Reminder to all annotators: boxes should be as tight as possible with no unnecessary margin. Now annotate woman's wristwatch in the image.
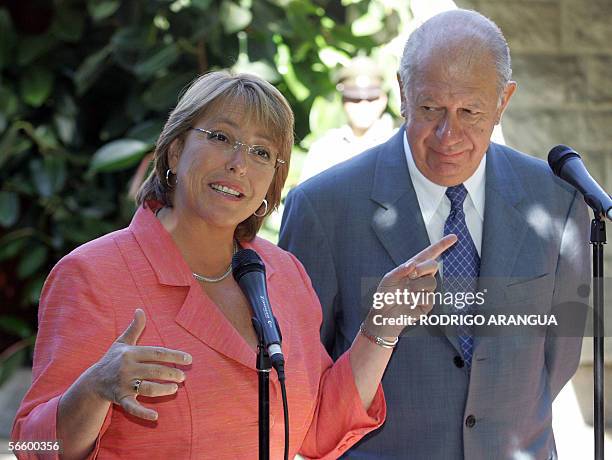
[358,323,399,349]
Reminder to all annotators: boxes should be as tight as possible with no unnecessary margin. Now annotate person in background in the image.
[299,56,396,182]
[11,70,455,459]
[280,9,589,460]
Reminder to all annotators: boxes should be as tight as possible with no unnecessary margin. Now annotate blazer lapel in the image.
[474,143,530,354]
[369,129,465,354]
[479,144,529,290]
[370,128,431,267]
[175,239,292,373]
[128,205,272,372]
[175,284,257,370]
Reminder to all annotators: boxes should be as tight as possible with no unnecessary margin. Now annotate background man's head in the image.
[336,56,388,136]
[397,9,517,186]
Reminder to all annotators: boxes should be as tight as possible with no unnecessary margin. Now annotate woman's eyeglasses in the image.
[190,127,285,170]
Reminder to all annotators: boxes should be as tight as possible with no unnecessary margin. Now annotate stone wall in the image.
[454,0,612,430]
[456,0,612,274]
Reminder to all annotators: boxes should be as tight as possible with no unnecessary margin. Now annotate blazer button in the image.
[465,415,476,428]
[454,356,465,368]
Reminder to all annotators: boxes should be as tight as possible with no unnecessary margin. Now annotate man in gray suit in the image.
[279,9,590,460]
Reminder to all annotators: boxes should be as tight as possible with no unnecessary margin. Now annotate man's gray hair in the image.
[399,9,512,97]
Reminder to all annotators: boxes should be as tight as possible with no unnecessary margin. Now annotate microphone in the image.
[232,249,285,375]
[548,145,612,221]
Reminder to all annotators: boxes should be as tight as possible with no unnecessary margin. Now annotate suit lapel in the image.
[369,138,534,358]
[370,128,431,266]
[474,143,530,353]
[369,129,464,353]
[479,144,529,289]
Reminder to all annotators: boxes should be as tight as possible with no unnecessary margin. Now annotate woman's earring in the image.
[166,169,177,187]
[253,199,268,217]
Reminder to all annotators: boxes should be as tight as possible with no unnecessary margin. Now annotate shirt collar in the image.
[403,132,486,223]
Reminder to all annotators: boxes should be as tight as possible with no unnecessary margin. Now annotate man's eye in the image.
[422,106,437,112]
[251,146,271,160]
[463,109,479,116]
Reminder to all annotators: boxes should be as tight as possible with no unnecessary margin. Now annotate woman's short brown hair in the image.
[136,70,294,241]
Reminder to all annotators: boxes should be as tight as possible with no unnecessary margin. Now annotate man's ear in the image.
[396,73,406,118]
[167,138,182,171]
[496,81,517,124]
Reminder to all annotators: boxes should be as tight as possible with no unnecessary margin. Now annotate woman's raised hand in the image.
[364,234,458,339]
[90,309,192,421]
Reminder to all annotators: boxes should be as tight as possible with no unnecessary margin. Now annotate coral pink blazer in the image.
[12,204,385,459]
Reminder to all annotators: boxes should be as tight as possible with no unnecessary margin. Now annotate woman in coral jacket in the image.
[12,71,454,459]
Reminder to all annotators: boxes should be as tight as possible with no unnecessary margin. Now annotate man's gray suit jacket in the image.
[279,128,590,460]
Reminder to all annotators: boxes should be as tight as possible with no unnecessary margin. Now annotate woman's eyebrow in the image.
[207,117,240,129]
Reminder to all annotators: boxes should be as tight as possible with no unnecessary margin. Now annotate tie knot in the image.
[445,184,468,210]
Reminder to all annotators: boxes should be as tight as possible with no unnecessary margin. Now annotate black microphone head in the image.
[548,144,580,177]
[232,248,265,282]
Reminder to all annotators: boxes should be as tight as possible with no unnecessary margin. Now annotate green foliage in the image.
[0,0,411,375]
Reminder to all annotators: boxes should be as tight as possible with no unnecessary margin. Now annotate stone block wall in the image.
[456,0,612,273]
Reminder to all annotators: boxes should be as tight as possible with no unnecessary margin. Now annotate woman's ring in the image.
[133,379,143,395]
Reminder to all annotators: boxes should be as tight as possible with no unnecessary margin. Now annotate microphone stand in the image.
[252,318,271,460]
[591,213,606,460]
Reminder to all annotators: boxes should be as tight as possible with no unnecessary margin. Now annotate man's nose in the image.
[435,113,463,146]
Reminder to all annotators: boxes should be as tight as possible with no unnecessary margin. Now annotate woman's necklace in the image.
[192,240,238,283]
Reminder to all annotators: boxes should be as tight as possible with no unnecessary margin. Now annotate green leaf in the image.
[87,0,120,22]
[232,59,280,83]
[275,42,310,101]
[100,111,131,141]
[0,316,33,339]
[56,91,78,117]
[142,73,194,111]
[110,26,149,51]
[0,123,33,169]
[0,85,18,120]
[0,346,28,386]
[24,275,45,305]
[308,93,346,140]
[74,46,112,95]
[29,156,67,197]
[17,36,56,66]
[0,191,19,227]
[351,11,383,36]
[17,245,48,279]
[20,68,54,107]
[58,217,115,244]
[53,113,77,145]
[90,139,151,173]
[0,8,16,70]
[50,7,85,42]
[328,24,377,49]
[0,229,34,261]
[192,0,214,10]
[318,46,350,68]
[220,1,253,34]
[127,120,165,144]
[0,238,26,261]
[31,125,60,152]
[133,44,179,79]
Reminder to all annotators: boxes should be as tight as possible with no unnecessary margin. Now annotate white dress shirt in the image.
[403,133,486,256]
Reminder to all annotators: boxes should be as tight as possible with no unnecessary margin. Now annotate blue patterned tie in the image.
[442,184,480,368]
